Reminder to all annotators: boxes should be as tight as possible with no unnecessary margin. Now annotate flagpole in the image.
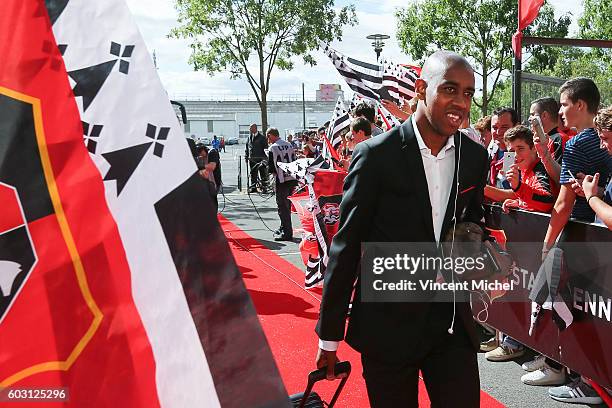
[512,55,522,122]
[512,0,522,121]
[302,83,306,131]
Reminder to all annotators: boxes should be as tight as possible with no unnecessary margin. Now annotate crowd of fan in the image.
[282,101,385,166]
[310,78,612,404]
[378,78,612,404]
[474,78,612,405]
[190,76,612,404]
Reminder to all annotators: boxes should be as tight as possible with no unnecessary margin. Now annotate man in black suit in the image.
[315,51,489,407]
[245,123,269,193]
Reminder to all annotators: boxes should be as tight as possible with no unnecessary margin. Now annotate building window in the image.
[207,120,214,133]
[239,125,251,139]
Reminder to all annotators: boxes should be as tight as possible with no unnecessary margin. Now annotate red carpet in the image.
[220,215,505,407]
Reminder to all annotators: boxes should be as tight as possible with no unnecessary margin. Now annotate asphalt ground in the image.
[215,143,605,408]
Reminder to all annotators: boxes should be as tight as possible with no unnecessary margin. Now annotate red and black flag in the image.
[0,1,288,406]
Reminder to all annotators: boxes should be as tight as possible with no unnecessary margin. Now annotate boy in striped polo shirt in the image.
[543,78,612,252]
[540,79,612,405]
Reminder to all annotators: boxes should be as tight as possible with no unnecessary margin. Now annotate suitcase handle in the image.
[298,361,351,408]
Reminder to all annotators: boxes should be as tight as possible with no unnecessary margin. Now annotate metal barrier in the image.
[238,155,242,192]
[477,205,612,389]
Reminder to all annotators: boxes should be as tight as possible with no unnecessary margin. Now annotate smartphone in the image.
[502,151,516,175]
[529,115,548,144]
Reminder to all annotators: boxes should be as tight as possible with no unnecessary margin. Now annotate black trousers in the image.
[275,179,297,237]
[248,158,268,189]
[361,304,480,408]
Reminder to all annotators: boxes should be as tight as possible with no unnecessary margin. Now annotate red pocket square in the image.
[459,185,476,194]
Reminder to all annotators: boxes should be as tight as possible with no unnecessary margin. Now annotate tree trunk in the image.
[482,87,488,118]
[259,92,268,134]
[259,55,268,132]
[481,55,488,117]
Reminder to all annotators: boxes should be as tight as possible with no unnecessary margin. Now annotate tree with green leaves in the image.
[395,1,570,117]
[171,0,356,131]
[523,6,571,74]
[540,0,612,105]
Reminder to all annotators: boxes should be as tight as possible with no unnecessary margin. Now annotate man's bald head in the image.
[420,50,474,85]
[413,50,476,139]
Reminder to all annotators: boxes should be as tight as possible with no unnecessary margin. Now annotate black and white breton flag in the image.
[327,97,351,150]
[8,0,290,406]
[277,156,330,185]
[377,100,402,129]
[528,248,574,335]
[324,45,418,104]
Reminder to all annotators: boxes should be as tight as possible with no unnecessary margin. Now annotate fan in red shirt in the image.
[486,125,558,213]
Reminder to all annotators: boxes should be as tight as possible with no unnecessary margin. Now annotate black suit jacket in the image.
[315,119,489,362]
[246,132,268,161]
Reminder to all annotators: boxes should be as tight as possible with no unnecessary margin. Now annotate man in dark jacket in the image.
[315,50,488,408]
[245,123,269,193]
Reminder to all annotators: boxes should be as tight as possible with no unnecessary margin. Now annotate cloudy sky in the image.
[125,0,577,101]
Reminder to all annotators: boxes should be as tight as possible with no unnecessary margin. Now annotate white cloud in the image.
[126,0,583,99]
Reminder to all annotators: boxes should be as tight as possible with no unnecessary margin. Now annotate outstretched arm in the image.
[583,173,612,230]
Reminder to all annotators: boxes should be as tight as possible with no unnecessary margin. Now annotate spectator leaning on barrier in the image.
[529,97,564,183]
[538,82,612,405]
[486,126,557,213]
[575,106,612,230]
[543,78,612,257]
[484,107,519,201]
[490,107,518,185]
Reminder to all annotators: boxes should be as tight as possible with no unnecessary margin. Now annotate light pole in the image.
[366,34,390,62]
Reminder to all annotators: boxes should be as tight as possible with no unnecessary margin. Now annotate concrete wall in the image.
[178,100,338,140]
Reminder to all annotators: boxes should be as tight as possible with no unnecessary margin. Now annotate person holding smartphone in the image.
[484,107,519,203]
[528,97,565,183]
[490,126,557,213]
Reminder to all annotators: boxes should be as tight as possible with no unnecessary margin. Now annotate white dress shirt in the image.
[412,116,456,243]
[318,117,456,352]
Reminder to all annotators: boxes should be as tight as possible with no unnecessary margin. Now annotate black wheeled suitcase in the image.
[289,361,351,408]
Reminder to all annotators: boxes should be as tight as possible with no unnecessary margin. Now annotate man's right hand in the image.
[531,118,549,155]
[532,133,549,159]
[506,164,520,190]
[316,348,339,380]
[582,173,600,200]
[570,172,587,197]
